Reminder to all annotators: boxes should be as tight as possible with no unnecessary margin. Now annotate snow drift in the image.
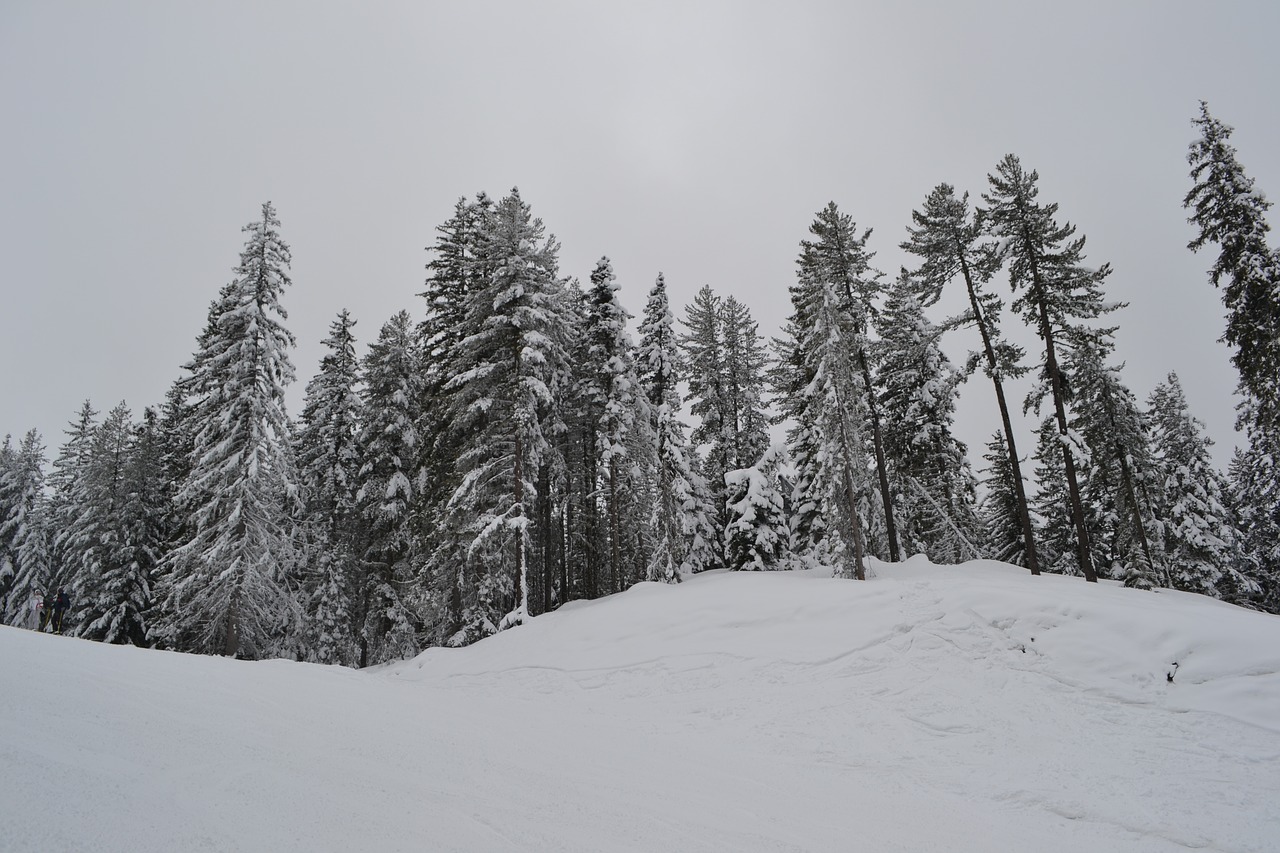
[2,558,1278,852]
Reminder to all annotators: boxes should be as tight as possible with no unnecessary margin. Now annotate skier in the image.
[40,590,54,632]
[30,590,43,631]
[51,588,70,635]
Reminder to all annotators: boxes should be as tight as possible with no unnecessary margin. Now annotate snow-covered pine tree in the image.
[802,204,899,561]
[1228,446,1279,611]
[355,309,422,666]
[94,407,167,646]
[982,155,1119,582]
[47,401,99,602]
[1184,102,1280,449]
[780,204,884,579]
[681,285,732,529]
[1063,330,1160,588]
[158,201,301,658]
[1146,372,1249,598]
[0,431,50,625]
[902,183,1039,572]
[1184,103,1280,607]
[724,445,791,571]
[719,295,771,473]
[68,402,136,639]
[978,433,1027,566]
[637,273,718,581]
[875,271,982,564]
[581,257,654,595]
[1031,416,1083,576]
[442,188,573,639]
[297,310,364,665]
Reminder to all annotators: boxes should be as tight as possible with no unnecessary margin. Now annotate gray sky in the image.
[2,1,1277,471]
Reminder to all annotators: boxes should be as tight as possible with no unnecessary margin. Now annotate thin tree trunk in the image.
[1033,288,1097,582]
[1115,447,1156,580]
[957,249,1040,574]
[858,350,901,562]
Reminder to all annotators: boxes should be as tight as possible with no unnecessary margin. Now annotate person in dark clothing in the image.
[51,588,70,635]
[41,591,54,632]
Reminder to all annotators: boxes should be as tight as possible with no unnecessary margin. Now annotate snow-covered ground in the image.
[3,558,1278,852]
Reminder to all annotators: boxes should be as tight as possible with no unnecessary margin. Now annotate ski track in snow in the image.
[2,558,1278,852]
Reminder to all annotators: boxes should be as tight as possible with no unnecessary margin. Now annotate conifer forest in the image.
[2,103,1278,664]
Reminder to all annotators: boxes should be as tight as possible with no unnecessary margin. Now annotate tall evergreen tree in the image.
[442,188,573,637]
[297,310,364,665]
[799,204,899,561]
[0,430,50,625]
[778,204,885,579]
[682,284,732,525]
[1184,102,1280,604]
[902,183,1039,572]
[719,295,771,473]
[637,274,717,581]
[1063,330,1159,588]
[978,433,1027,566]
[875,271,982,563]
[1147,373,1248,598]
[982,155,1118,582]
[1184,102,1280,446]
[724,445,791,571]
[356,310,422,666]
[158,201,301,658]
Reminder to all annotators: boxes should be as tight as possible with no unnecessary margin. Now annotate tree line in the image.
[1,103,1276,663]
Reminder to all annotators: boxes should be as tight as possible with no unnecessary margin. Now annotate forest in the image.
[1,103,1276,664]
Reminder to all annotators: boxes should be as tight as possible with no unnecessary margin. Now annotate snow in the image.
[3,557,1279,852]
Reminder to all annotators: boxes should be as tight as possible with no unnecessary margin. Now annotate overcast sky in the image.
[2,1,1277,471]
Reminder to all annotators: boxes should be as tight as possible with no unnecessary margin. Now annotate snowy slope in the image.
[2,558,1278,853]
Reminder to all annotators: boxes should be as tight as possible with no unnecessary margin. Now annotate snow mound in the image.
[2,558,1278,852]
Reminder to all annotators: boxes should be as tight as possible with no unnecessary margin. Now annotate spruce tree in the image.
[982,155,1118,582]
[682,284,731,526]
[297,310,364,665]
[875,271,982,563]
[724,446,791,571]
[978,434,1027,566]
[719,295,771,472]
[1184,102,1280,446]
[1147,373,1248,597]
[637,274,717,580]
[0,430,50,625]
[356,310,422,665]
[1063,330,1159,587]
[902,183,1039,572]
[442,188,573,636]
[158,201,301,658]
[1184,103,1280,604]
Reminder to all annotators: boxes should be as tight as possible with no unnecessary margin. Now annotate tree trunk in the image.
[1033,289,1097,582]
[858,350,901,562]
[958,249,1040,574]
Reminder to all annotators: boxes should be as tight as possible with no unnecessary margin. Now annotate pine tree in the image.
[0,431,50,625]
[443,188,573,638]
[1147,373,1249,597]
[356,309,422,665]
[1031,417,1082,576]
[902,183,1039,572]
[780,204,883,579]
[719,295,771,472]
[47,401,99,598]
[799,204,899,562]
[875,271,982,563]
[724,445,791,571]
[69,402,136,639]
[982,155,1119,582]
[637,274,718,581]
[682,285,732,525]
[1064,330,1160,588]
[297,310,364,665]
[158,201,301,658]
[1184,102,1280,446]
[1184,103,1280,605]
[978,434,1027,566]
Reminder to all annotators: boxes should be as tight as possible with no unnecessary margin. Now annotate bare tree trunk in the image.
[958,250,1040,574]
[858,350,900,562]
